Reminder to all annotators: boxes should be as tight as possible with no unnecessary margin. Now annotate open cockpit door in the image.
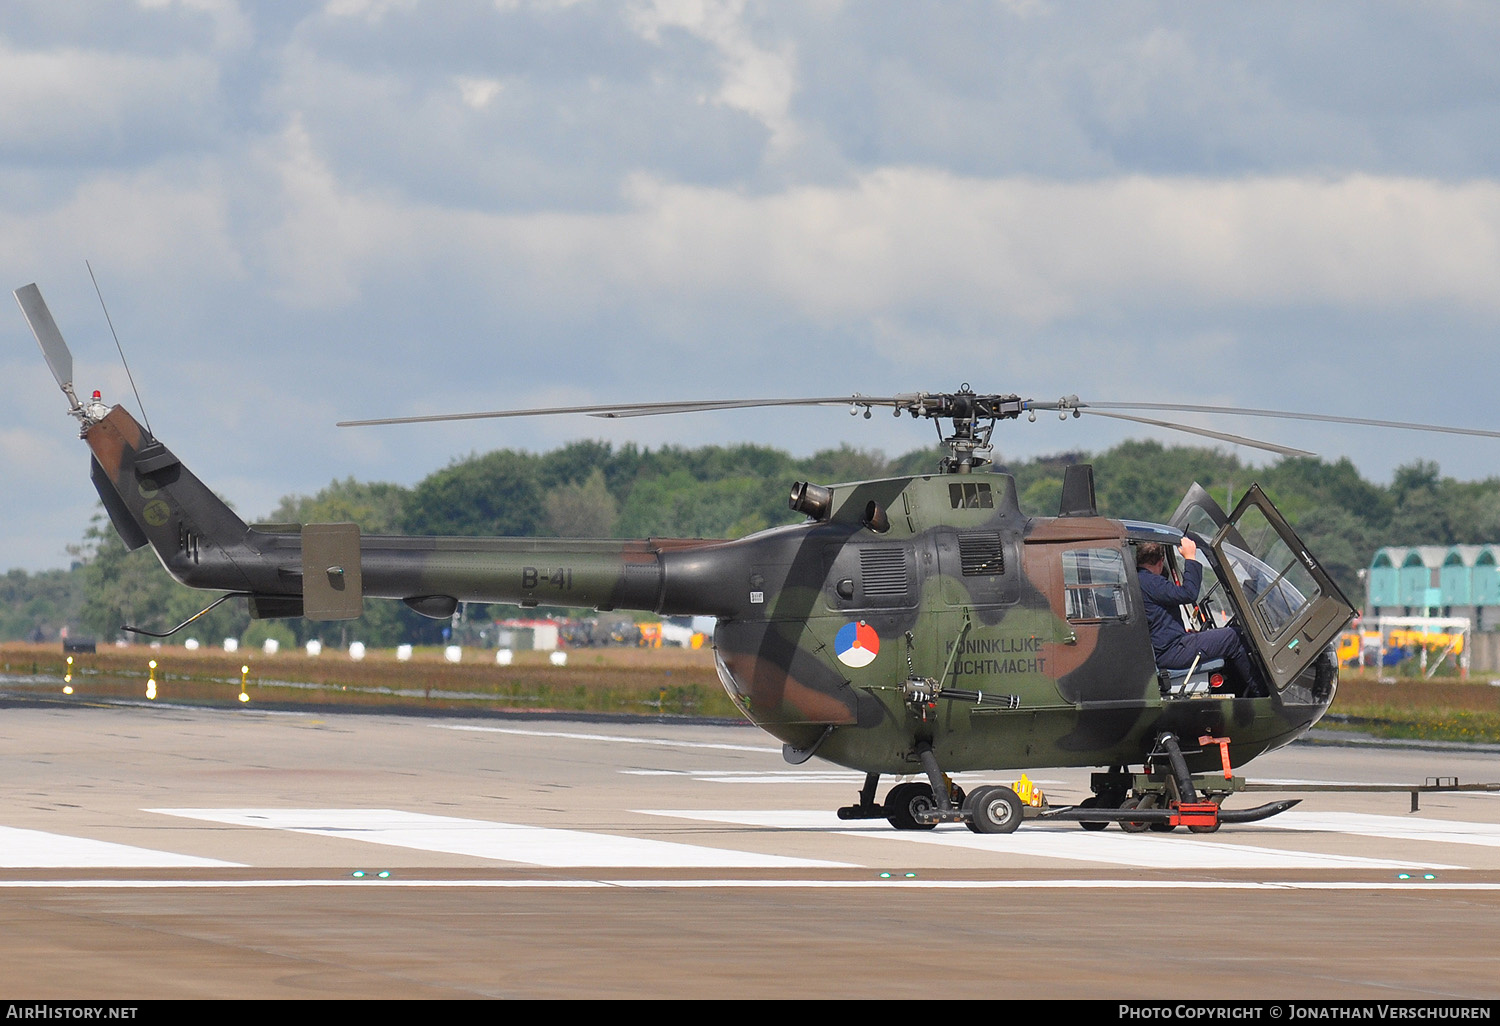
[1174,483,1354,691]
[1167,483,1247,552]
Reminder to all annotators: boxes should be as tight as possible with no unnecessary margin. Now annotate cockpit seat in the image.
[1159,658,1226,697]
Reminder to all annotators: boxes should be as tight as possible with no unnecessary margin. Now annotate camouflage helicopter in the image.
[19,283,1500,835]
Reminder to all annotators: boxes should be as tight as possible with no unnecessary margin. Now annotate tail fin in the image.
[83,405,256,591]
[19,283,372,628]
[17,282,269,597]
[18,283,707,629]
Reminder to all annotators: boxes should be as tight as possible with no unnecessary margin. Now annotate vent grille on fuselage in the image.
[959,532,1005,576]
[859,547,909,596]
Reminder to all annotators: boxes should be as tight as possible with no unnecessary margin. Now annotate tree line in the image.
[8,438,1498,647]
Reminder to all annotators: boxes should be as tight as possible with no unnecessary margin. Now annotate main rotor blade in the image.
[1079,409,1317,458]
[587,397,898,419]
[337,396,894,427]
[14,284,76,404]
[1085,401,1500,441]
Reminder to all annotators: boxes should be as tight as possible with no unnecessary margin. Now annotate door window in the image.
[1220,505,1318,640]
[1063,547,1130,622]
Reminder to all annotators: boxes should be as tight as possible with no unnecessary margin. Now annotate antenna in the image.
[86,261,152,437]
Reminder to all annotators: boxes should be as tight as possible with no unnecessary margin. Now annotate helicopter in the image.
[18,282,1500,836]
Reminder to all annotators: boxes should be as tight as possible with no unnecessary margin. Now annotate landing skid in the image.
[1041,798,1300,829]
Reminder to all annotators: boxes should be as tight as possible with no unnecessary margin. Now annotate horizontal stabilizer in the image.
[249,595,304,620]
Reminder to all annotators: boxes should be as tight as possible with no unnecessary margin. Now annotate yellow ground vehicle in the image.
[1337,619,1469,673]
[1385,627,1466,654]
[1336,630,1383,665]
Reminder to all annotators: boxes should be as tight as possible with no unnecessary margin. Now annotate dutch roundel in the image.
[834,621,880,668]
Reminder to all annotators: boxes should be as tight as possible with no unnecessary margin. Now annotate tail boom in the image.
[85,405,735,624]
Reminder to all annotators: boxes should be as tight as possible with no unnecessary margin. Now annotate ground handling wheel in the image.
[967,785,1024,834]
[1181,800,1223,833]
[1119,796,1151,833]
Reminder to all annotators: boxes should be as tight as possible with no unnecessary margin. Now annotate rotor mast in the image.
[888,386,1080,474]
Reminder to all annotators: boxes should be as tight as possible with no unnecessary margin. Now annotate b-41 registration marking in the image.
[521,567,574,589]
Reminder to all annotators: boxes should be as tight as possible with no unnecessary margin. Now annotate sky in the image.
[4,0,1500,572]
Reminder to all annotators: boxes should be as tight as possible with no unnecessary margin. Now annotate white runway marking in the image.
[1255,778,1500,799]
[1266,811,1500,848]
[0,826,241,869]
[435,724,778,754]
[618,769,1072,788]
[2,878,1497,892]
[637,810,1461,869]
[147,808,853,869]
[621,769,865,785]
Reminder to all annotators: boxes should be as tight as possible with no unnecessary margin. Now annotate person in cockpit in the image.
[1136,539,1259,695]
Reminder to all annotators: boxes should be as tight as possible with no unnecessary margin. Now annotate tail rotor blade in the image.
[14,284,80,410]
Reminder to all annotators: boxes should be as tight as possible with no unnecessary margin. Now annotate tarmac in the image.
[2,696,1499,999]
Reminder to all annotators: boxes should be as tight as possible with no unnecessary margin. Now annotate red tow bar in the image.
[1170,801,1221,829]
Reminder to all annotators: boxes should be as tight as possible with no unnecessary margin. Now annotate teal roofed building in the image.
[1368,544,1500,631]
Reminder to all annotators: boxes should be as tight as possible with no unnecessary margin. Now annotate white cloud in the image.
[237,153,1500,371]
[233,138,1500,330]
[322,0,423,22]
[0,40,223,159]
[456,75,505,109]
[488,170,1500,330]
[254,116,399,307]
[134,0,253,51]
[0,426,74,476]
[0,167,244,288]
[629,0,800,155]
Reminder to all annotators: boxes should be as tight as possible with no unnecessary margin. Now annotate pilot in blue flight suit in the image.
[1136,538,1259,694]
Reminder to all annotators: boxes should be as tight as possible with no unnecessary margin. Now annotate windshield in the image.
[1186,553,1236,628]
[1218,539,1314,639]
